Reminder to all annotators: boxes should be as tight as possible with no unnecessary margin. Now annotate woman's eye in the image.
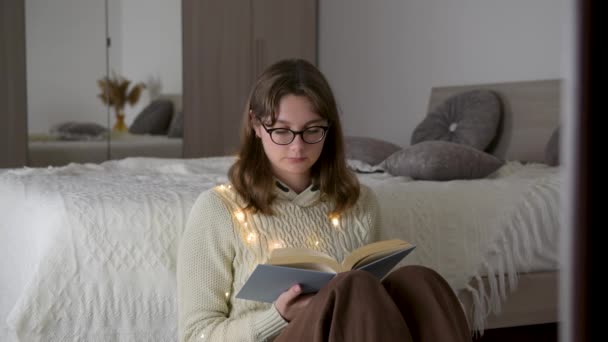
[273,129,291,135]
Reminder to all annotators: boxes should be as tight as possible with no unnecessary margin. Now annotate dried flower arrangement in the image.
[97,72,146,132]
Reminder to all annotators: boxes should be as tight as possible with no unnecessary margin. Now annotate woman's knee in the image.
[328,269,380,291]
[383,265,445,286]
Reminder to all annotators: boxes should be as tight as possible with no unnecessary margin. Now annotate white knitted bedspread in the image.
[0,157,560,341]
[360,162,561,332]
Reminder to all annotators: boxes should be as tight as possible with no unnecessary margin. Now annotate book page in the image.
[342,239,412,271]
[349,247,406,269]
[268,248,341,273]
[274,262,337,273]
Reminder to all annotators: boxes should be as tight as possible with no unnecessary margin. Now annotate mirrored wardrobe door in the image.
[0,0,27,168]
[106,0,183,161]
[26,0,111,167]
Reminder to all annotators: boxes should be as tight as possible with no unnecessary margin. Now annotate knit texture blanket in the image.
[362,162,560,332]
[0,157,560,340]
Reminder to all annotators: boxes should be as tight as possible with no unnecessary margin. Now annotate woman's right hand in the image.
[274,284,314,322]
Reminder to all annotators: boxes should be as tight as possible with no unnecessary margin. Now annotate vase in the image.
[113,110,128,133]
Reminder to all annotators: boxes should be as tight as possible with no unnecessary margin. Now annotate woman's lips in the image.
[286,157,307,163]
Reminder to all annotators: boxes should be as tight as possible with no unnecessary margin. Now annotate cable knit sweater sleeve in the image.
[177,190,287,342]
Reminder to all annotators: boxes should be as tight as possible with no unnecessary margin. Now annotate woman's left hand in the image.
[274,284,314,322]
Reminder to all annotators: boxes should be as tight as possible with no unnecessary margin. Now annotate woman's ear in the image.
[249,110,262,138]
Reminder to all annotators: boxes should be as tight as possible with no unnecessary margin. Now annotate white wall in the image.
[26,0,182,133]
[115,0,182,125]
[319,0,564,147]
[26,0,107,133]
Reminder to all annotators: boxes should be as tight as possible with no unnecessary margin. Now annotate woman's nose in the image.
[289,134,306,149]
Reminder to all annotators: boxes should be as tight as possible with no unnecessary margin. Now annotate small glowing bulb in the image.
[315,241,320,246]
[199,333,205,339]
[235,211,245,222]
[219,184,225,190]
[227,185,232,189]
[225,292,230,298]
[270,241,284,251]
[247,232,256,243]
[331,217,340,227]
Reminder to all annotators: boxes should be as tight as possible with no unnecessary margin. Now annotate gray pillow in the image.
[345,136,402,166]
[129,99,174,135]
[381,141,504,181]
[411,89,502,151]
[167,111,183,138]
[50,121,108,141]
[544,126,560,166]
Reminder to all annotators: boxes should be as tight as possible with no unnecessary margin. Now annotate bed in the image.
[425,80,561,331]
[0,79,561,341]
[28,133,183,167]
[27,94,184,167]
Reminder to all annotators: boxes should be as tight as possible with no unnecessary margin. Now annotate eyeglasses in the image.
[259,123,329,145]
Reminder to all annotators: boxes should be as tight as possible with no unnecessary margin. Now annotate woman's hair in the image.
[228,58,359,216]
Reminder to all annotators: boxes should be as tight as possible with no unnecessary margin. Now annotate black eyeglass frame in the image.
[258,121,330,145]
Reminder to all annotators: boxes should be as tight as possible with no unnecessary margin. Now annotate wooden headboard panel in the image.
[427,79,561,163]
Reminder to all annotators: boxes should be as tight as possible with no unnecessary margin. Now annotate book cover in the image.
[236,244,415,303]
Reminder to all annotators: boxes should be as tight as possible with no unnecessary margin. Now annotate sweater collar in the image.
[273,179,321,207]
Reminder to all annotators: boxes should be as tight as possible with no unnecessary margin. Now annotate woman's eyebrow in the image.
[275,118,327,125]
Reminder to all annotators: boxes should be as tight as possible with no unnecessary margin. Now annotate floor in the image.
[473,323,558,342]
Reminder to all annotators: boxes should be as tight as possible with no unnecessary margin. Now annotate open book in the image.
[236,239,415,303]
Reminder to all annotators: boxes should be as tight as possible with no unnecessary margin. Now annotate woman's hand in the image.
[274,284,314,322]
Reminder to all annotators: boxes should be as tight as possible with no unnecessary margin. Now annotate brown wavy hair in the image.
[228,59,359,216]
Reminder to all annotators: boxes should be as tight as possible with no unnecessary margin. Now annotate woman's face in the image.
[254,94,328,187]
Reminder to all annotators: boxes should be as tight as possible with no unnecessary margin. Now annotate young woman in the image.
[177,59,471,342]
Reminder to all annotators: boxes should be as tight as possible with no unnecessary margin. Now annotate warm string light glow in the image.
[331,215,340,227]
[269,241,284,251]
[218,184,232,191]
[235,210,245,222]
[222,194,350,312]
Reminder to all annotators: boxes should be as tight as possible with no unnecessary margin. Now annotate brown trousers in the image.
[275,265,472,342]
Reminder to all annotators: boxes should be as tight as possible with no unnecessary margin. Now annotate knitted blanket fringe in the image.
[464,176,560,334]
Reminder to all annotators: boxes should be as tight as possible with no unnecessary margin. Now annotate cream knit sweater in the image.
[177,181,379,342]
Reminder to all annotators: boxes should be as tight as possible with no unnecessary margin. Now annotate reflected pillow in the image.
[411,89,502,151]
[50,121,108,141]
[381,141,504,181]
[345,136,402,166]
[544,126,560,166]
[129,99,174,135]
[167,111,183,138]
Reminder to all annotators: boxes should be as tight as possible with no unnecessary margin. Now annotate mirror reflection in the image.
[26,0,182,167]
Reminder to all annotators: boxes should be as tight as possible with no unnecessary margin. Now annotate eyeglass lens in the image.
[271,127,326,144]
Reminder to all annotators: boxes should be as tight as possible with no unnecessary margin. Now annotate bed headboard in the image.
[427,79,561,163]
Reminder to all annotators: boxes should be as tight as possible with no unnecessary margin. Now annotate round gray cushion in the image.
[411,89,502,151]
[345,136,402,166]
[168,111,183,138]
[129,99,174,135]
[381,141,504,181]
[544,126,559,166]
